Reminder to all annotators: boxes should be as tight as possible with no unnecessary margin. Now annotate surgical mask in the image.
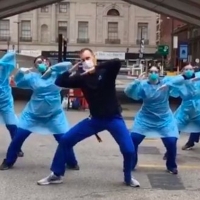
[184,70,194,78]
[37,63,47,73]
[149,73,159,81]
[83,60,94,71]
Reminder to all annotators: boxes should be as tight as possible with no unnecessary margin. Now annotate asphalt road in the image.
[0,102,199,200]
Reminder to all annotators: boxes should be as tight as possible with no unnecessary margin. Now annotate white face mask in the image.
[83,60,94,71]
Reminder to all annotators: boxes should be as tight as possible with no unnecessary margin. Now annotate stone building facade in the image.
[0,0,158,54]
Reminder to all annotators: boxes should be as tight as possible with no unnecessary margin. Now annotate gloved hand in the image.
[157,84,168,91]
[19,67,35,74]
[138,72,147,80]
[191,77,200,82]
[41,67,52,79]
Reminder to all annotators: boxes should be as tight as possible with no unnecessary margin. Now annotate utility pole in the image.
[171,18,175,71]
[139,27,145,64]
[63,38,68,61]
[58,34,63,62]
[14,21,20,53]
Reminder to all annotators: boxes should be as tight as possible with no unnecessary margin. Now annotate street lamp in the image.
[14,21,20,53]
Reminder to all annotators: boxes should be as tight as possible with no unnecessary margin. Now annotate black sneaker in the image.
[66,164,80,170]
[182,143,194,150]
[18,151,24,157]
[167,168,178,175]
[0,159,13,170]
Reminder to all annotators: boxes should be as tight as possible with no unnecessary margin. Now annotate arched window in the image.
[40,24,49,43]
[107,9,120,16]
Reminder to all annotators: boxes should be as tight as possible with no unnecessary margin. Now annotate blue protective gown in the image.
[165,74,200,133]
[124,77,179,138]
[0,52,18,125]
[14,62,72,135]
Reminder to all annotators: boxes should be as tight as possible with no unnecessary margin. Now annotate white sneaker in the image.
[126,177,140,187]
[37,172,63,186]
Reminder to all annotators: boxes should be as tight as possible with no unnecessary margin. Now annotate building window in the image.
[58,21,67,39]
[78,21,88,40]
[108,22,118,40]
[0,20,10,41]
[20,20,32,42]
[107,9,120,16]
[137,23,148,40]
[41,24,49,43]
[41,6,49,13]
[58,2,68,13]
[192,29,199,38]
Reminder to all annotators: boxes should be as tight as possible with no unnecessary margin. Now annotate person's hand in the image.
[68,61,82,73]
[19,67,34,74]
[191,77,200,82]
[138,72,146,80]
[41,67,52,78]
[80,67,95,76]
[157,84,168,91]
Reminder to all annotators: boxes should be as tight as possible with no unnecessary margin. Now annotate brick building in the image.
[158,15,185,49]
[173,24,200,67]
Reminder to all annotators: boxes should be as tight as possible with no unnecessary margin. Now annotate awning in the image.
[0,0,62,19]
[123,0,200,26]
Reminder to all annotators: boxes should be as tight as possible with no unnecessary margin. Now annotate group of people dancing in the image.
[0,49,199,188]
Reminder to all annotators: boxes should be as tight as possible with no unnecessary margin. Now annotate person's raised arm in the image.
[157,75,184,91]
[124,80,145,100]
[97,58,121,79]
[14,68,33,89]
[0,52,16,81]
[55,71,83,89]
[124,73,146,100]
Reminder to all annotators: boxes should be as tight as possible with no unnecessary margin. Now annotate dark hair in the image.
[33,55,51,66]
[33,56,44,64]
[79,48,94,55]
[148,66,160,71]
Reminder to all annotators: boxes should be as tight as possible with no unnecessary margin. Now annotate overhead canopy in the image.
[123,0,200,26]
[0,0,200,26]
[0,0,62,19]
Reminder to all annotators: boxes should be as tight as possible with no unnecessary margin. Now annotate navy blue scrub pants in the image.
[187,133,200,145]
[6,124,17,139]
[131,132,177,171]
[51,115,135,184]
[5,128,78,167]
[6,124,23,153]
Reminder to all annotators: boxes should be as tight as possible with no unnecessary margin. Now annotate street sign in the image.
[157,45,169,56]
[179,44,188,59]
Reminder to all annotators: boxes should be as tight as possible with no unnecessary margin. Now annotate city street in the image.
[0,101,200,200]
